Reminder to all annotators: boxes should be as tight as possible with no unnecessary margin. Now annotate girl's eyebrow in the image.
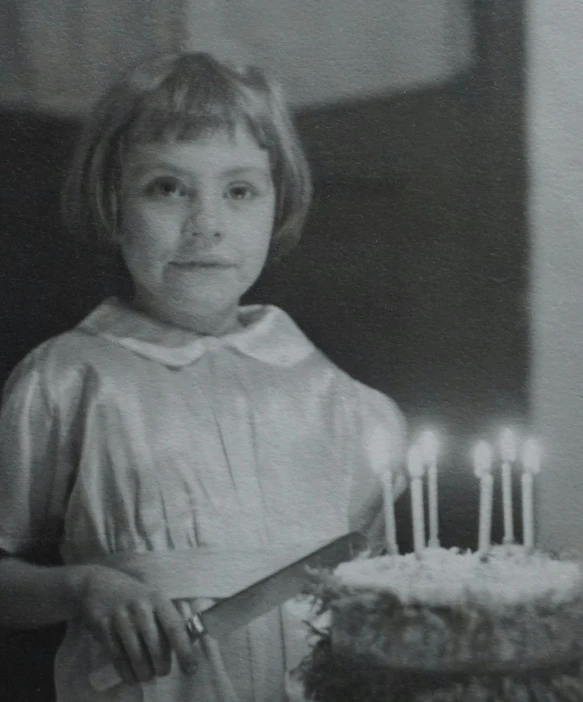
[128,162,189,179]
[222,166,271,178]
[128,163,270,180]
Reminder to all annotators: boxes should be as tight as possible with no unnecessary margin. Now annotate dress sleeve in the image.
[348,382,407,551]
[0,356,74,560]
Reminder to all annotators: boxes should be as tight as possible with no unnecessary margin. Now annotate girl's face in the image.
[118,126,276,334]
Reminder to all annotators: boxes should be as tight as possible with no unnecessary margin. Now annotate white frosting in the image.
[333,547,583,608]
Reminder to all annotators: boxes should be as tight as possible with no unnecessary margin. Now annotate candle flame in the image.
[407,444,425,479]
[473,441,493,477]
[500,428,518,462]
[420,430,439,465]
[522,438,542,474]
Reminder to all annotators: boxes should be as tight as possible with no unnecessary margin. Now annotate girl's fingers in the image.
[99,621,138,686]
[113,609,155,684]
[131,602,172,678]
[155,599,199,675]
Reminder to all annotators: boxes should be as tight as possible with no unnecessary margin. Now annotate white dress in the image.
[0,298,406,702]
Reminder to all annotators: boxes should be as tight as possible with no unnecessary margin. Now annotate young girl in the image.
[0,52,406,702]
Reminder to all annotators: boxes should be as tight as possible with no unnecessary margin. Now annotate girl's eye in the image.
[226,183,258,201]
[146,176,188,198]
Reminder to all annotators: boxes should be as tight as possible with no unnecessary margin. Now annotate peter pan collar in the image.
[77,298,316,368]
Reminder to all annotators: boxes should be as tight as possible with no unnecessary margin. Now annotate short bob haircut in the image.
[62,51,312,263]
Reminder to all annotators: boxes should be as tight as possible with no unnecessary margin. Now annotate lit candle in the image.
[368,427,399,555]
[420,431,440,548]
[500,428,517,544]
[407,445,426,558]
[473,441,494,556]
[382,469,399,555]
[521,438,541,553]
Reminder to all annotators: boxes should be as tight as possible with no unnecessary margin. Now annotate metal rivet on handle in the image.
[186,614,206,642]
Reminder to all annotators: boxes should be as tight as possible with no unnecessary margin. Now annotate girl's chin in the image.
[142,294,242,330]
[131,277,252,325]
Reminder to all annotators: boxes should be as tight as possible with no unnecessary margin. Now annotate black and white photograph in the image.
[0,1,581,700]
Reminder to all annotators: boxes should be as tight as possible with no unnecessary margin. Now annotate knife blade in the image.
[89,531,366,691]
[187,530,366,640]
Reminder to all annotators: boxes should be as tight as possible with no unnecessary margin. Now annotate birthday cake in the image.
[294,433,583,701]
[296,546,583,701]
[328,546,583,671]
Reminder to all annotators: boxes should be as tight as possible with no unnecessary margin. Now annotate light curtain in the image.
[0,0,472,115]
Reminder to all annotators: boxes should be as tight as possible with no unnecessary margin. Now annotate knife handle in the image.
[89,615,205,691]
[89,663,123,692]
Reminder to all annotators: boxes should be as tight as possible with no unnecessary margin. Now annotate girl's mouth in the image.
[171,260,236,270]
[172,258,234,268]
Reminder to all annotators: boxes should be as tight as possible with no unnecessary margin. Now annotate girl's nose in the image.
[184,194,223,240]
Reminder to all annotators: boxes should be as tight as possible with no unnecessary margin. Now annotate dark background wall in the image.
[252,0,528,550]
[0,2,526,698]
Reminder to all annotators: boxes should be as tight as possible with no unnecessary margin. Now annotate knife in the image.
[89,531,366,691]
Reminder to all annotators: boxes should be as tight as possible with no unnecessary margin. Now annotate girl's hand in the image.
[78,565,198,686]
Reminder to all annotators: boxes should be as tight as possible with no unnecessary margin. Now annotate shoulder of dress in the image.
[363,380,405,419]
[342,378,405,432]
[353,381,407,459]
[3,329,124,404]
[20,328,113,368]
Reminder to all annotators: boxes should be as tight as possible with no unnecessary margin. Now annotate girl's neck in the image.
[129,290,242,337]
